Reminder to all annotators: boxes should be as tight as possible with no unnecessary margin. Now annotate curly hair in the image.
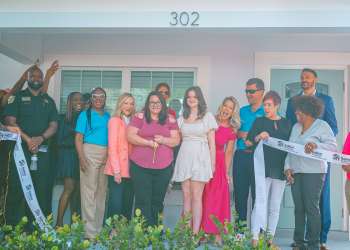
[292,95,324,119]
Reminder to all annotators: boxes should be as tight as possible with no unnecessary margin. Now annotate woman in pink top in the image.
[105,93,135,220]
[127,91,180,226]
[201,96,239,244]
[342,133,350,213]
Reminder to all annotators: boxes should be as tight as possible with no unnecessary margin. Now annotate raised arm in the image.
[0,65,39,107]
[42,60,59,93]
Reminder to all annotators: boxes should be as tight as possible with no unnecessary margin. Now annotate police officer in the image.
[3,66,58,227]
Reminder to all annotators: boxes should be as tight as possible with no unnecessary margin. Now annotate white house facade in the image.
[1,0,350,234]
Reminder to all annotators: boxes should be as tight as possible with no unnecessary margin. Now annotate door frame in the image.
[254,52,349,232]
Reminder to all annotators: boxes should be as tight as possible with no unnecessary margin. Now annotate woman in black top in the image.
[246,91,291,247]
[55,92,83,227]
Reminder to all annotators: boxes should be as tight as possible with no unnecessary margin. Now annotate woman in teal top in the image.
[75,87,110,239]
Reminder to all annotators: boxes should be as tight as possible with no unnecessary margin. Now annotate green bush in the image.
[0,209,272,250]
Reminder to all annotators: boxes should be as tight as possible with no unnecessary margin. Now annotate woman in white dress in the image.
[173,86,217,234]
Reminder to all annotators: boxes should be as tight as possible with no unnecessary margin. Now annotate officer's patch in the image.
[44,99,49,104]
[7,95,15,104]
[21,97,31,102]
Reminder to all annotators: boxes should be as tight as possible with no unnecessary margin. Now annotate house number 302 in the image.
[169,11,200,26]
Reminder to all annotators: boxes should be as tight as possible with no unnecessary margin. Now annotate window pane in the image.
[81,71,101,93]
[131,71,152,111]
[60,69,122,114]
[151,72,172,89]
[130,70,194,115]
[102,71,122,113]
[172,71,194,100]
[60,70,81,112]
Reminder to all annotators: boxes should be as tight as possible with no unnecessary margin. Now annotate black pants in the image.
[0,141,15,226]
[107,176,134,220]
[292,173,325,250]
[232,150,255,222]
[5,146,53,228]
[130,161,173,227]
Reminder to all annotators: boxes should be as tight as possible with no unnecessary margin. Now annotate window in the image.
[60,70,122,113]
[130,71,194,111]
[60,68,195,117]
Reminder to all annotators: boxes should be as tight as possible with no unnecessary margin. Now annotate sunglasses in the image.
[92,93,106,100]
[245,89,263,94]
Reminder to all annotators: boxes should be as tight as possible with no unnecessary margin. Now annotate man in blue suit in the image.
[286,68,338,250]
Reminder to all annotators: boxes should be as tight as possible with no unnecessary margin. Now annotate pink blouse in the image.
[342,133,350,180]
[129,113,179,169]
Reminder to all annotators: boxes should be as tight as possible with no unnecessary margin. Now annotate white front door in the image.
[270,68,344,230]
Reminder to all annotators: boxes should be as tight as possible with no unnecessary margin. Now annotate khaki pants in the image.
[346,180,350,214]
[80,144,107,239]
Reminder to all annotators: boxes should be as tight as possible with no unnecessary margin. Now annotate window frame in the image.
[58,66,197,112]
[58,66,124,112]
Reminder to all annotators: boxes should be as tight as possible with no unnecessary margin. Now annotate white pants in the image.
[251,177,286,239]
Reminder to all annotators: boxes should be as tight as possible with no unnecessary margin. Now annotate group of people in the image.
[1,63,350,250]
[233,70,338,250]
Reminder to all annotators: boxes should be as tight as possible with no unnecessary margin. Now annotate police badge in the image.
[7,95,15,104]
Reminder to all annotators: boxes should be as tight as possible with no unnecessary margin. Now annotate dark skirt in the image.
[56,147,80,180]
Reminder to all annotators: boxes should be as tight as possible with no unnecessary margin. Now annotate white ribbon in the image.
[251,140,268,237]
[0,131,52,233]
[252,137,348,236]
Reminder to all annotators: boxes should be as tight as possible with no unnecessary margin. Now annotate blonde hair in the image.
[113,93,135,117]
[216,96,241,132]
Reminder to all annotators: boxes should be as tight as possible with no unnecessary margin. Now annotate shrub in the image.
[0,210,272,250]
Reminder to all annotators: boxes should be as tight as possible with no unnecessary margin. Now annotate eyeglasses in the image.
[92,94,106,100]
[245,89,263,94]
[149,101,162,107]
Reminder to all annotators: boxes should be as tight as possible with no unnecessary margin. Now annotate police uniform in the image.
[2,88,58,226]
[0,101,16,226]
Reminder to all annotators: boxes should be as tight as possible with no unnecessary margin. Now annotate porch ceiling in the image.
[2,28,350,64]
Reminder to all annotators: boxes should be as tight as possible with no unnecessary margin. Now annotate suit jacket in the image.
[286,91,338,136]
[105,116,132,178]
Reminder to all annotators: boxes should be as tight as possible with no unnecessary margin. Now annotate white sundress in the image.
[172,112,218,182]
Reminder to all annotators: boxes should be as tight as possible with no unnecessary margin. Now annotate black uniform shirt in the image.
[3,88,58,139]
